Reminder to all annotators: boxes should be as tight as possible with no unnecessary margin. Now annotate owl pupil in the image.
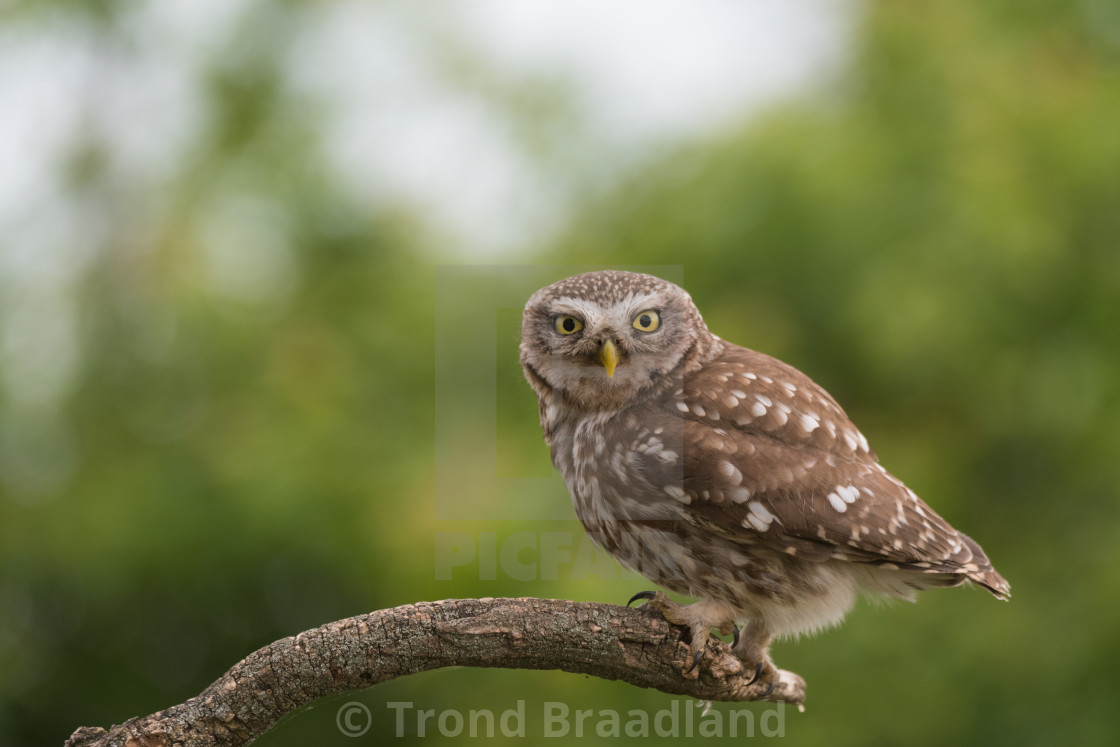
[640,314,650,327]
[563,318,576,332]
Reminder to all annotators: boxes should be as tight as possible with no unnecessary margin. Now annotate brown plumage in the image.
[520,270,1008,689]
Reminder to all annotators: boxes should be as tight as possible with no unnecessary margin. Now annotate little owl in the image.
[520,270,1009,696]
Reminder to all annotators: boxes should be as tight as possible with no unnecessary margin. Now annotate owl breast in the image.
[560,408,692,586]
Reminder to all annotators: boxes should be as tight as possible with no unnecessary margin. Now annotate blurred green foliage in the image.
[2,1,1119,746]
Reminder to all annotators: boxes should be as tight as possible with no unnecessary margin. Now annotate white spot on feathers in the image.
[728,486,751,503]
[748,501,774,527]
[719,460,743,484]
[664,485,690,503]
[746,513,769,532]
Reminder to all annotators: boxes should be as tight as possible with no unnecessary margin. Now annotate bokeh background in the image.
[2,1,1119,745]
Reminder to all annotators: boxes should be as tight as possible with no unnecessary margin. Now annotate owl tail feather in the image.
[959,534,1011,600]
[970,567,1011,601]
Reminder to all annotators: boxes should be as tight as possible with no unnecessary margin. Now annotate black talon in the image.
[744,661,764,686]
[686,650,704,674]
[731,623,741,649]
[627,590,658,607]
[759,681,775,698]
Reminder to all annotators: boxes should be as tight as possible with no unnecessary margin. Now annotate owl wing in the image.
[651,344,1009,598]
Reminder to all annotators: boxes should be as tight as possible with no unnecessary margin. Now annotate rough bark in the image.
[65,597,805,747]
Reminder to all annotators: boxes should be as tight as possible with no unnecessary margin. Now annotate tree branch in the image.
[65,597,804,747]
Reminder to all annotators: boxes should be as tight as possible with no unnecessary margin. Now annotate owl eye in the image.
[553,315,583,335]
[632,310,660,332]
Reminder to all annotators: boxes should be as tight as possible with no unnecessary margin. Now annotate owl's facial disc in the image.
[542,299,680,399]
[521,272,709,411]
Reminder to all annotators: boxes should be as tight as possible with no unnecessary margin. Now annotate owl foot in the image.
[627,591,738,676]
[731,620,785,695]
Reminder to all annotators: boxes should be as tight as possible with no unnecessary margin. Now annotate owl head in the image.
[520,271,713,411]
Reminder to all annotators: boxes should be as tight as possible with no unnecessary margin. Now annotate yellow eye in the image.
[554,315,583,335]
[632,310,660,332]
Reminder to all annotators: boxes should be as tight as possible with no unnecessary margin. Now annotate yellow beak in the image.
[597,339,620,378]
